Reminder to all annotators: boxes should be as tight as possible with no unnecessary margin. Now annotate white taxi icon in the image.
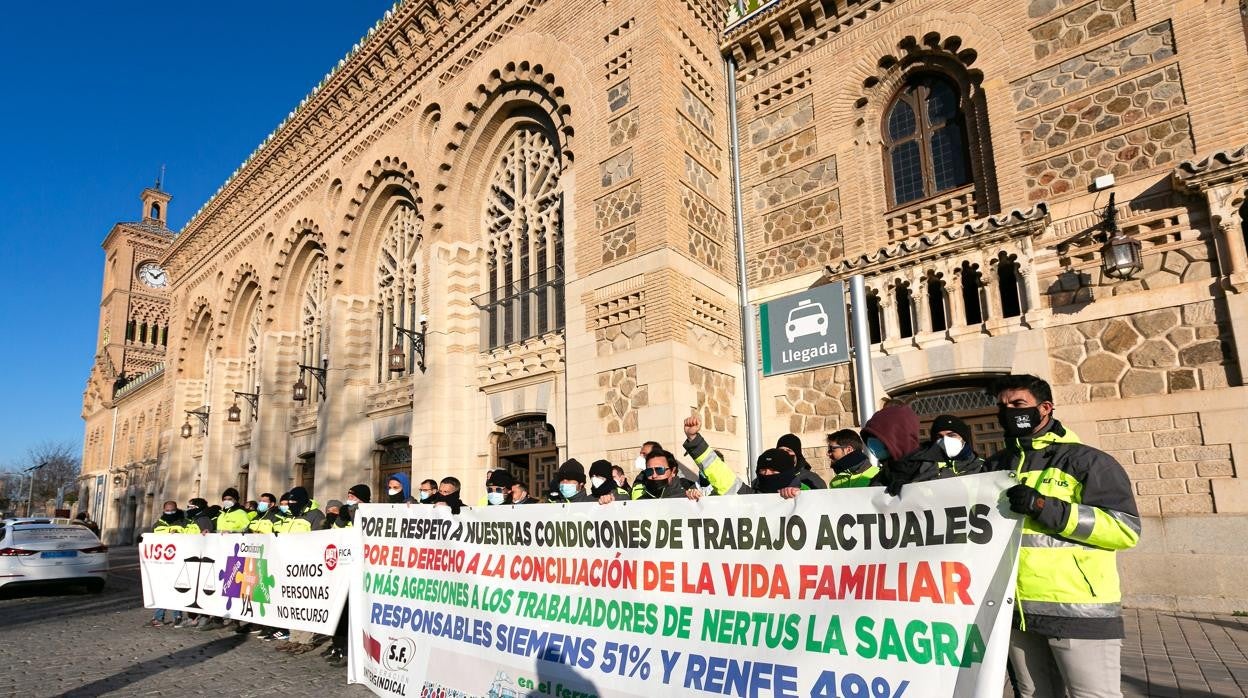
[785,299,828,343]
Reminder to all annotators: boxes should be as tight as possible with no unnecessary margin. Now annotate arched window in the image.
[1240,199,1247,260]
[960,262,984,325]
[482,128,565,350]
[884,74,972,208]
[150,203,161,220]
[926,274,948,333]
[895,283,915,339]
[867,291,883,344]
[997,255,1023,319]
[376,204,420,381]
[296,256,327,394]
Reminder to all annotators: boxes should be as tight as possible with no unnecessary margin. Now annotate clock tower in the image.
[93,184,176,392]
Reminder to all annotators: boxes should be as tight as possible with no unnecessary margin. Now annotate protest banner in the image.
[140,529,356,634]
[347,472,1021,698]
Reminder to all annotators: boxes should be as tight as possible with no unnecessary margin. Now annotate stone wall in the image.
[689,364,737,433]
[773,364,856,436]
[1030,0,1136,61]
[1047,302,1239,403]
[595,181,642,231]
[1097,413,1234,515]
[597,365,648,434]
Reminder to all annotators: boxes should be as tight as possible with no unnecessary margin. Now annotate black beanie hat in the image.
[348,483,372,503]
[486,469,516,488]
[756,448,796,475]
[222,487,240,501]
[931,414,973,447]
[589,459,614,480]
[555,459,587,484]
[288,487,309,506]
[776,434,802,453]
[188,497,208,509]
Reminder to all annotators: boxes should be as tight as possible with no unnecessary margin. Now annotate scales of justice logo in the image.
[173,543,275,617]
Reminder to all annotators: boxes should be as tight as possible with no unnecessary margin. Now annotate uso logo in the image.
[142,543,177,561]
[324,544,338,571]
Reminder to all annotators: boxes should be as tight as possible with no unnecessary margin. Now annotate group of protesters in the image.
[142,373,1139,698]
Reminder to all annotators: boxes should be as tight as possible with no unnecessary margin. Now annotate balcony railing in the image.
[471,266,565,352]
[113,363,165,400]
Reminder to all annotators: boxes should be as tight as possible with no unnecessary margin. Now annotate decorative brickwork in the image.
[689,364,736,434]
[1048,303,1239,403]
[760,189,841,246]
[751,228,844,284]
[754,69,811,112]
[679,116,722,172]
[681,86,714,135]
[1097,413,1233,515]
[752,155,837,212]
[758,128,818,176]
[774,364,856,435]
[601,224,636,264]
[1030,0,1136,61]
[1024,115,1194,201]
[688,290,735,358]
[590,286,646,356]
[681,185,727,241]
[685,154,717,197]
[748,96,814,146]
[608,108,639,148]
[1018,65,1186,158]
[1028,0,1084,19]
[600,150,634,187]
[1013,22,1175,111]
[595,181,641,230]
[688,227,725,273]
[607,79,631,112]
[597,365,647,434]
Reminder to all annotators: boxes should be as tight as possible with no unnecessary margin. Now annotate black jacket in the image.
[872,441,985,495]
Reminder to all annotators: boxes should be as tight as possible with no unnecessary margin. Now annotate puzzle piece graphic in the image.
[218,544,247,611]
[241,555,276,617]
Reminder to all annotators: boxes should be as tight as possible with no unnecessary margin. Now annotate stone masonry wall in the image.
[773,364,856,436]
[689,364,737,434]
[1047,302,1239,403]
[1030,0,1136,61]
[597,365,648,434]
[1097,413,1235,515]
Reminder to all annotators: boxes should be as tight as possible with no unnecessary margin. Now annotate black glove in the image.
[1006,484,1069,530]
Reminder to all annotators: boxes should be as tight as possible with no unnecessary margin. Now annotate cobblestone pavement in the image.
[0,546,369,697]
[1,547,1245,697]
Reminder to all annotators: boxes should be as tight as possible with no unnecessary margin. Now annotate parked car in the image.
[0,519,109,592]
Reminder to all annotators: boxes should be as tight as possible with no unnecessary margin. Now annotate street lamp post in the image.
[24,462,48,517]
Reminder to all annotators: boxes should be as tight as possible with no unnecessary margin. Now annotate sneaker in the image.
[145,619,163,628]
[320,646,336,658]
[328,652,348,668]
[259,630,277,641]
[174,618,194,628]
[271,631,291,642]
[249,626,266,635]
[233,623,252,634]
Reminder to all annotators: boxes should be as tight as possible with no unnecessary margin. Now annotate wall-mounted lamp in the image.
[388,315,429,374]
[227,388,260,423]
[1099,193,1143,280]
[293,358,328,401]
[180,407,210,439]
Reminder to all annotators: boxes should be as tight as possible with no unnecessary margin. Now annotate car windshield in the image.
[790,305,822,319]
[11,526,100,546]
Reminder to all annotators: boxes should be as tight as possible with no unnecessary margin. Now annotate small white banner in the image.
[139,529,356,634]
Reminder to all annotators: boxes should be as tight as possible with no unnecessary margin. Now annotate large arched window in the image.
[298,256,328,396]
[376,203,421,381]
[482,128,564,350]
[884,74,972,208]
[242,301,262,416]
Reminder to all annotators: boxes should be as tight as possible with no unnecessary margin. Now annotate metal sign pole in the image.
[849,275,877,424]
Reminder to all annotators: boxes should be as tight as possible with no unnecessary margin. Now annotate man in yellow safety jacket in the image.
[214,488,251,533]
[986,374,1141,698]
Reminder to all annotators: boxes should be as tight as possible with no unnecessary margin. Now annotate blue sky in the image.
[0,1,395,467]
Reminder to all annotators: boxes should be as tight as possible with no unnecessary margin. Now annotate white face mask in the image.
[345,497,359,507]
[940,435,964,459]
[590,476,607,490]
[487,492,506,506]
[634,455,647,471]
[388,488,401,496]
[222,500,235,510]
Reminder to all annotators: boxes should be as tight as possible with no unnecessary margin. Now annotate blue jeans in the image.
[152,609,182,623]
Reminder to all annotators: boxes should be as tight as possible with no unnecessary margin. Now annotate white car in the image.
[0,519,109,593]
[785,299,829,343]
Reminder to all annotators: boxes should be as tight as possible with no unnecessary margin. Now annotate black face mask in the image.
[643,477,669,497]
[185,507,199,518]
[324,513,338,526]
[162,511,179,521]
[755,471,793,494]
[998,406,1043,438]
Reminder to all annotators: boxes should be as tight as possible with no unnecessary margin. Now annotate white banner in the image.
[139,529,357,634]
[347,472,1022,698]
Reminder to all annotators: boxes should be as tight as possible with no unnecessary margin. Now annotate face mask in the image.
[940,436,964,459]
[756,471,792,494]
[865,437,889,466]
[614,475,626,486]
[590,476,607,490]
[279,505,290,514]
[388,487,401,496]
[643,477,667,497]
[419,491,432,502]
[162,510,177,519]
[345,498,358,507]
[325,513,338,524]
[257,502,270,513]
[634,455,647,471]
[998,406,1043,438]
[559,483,580,499]
[487,492,506,506]
[222,500,235,510]
[185,506,199,515]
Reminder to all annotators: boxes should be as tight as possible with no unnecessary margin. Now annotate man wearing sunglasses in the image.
[630,450,689,500]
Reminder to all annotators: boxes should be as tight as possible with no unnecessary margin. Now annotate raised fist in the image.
[684,415,701,439]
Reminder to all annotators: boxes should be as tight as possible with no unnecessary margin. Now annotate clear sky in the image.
[0,1,396,467]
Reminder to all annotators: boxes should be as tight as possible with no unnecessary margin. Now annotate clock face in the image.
[137,262,168,289]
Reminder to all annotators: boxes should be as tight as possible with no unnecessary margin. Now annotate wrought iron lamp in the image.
[388,315,429,373]
[227,389,259,423]
[1099,193,1143,280]
[293,358,328,401]
[180,407,210,439]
